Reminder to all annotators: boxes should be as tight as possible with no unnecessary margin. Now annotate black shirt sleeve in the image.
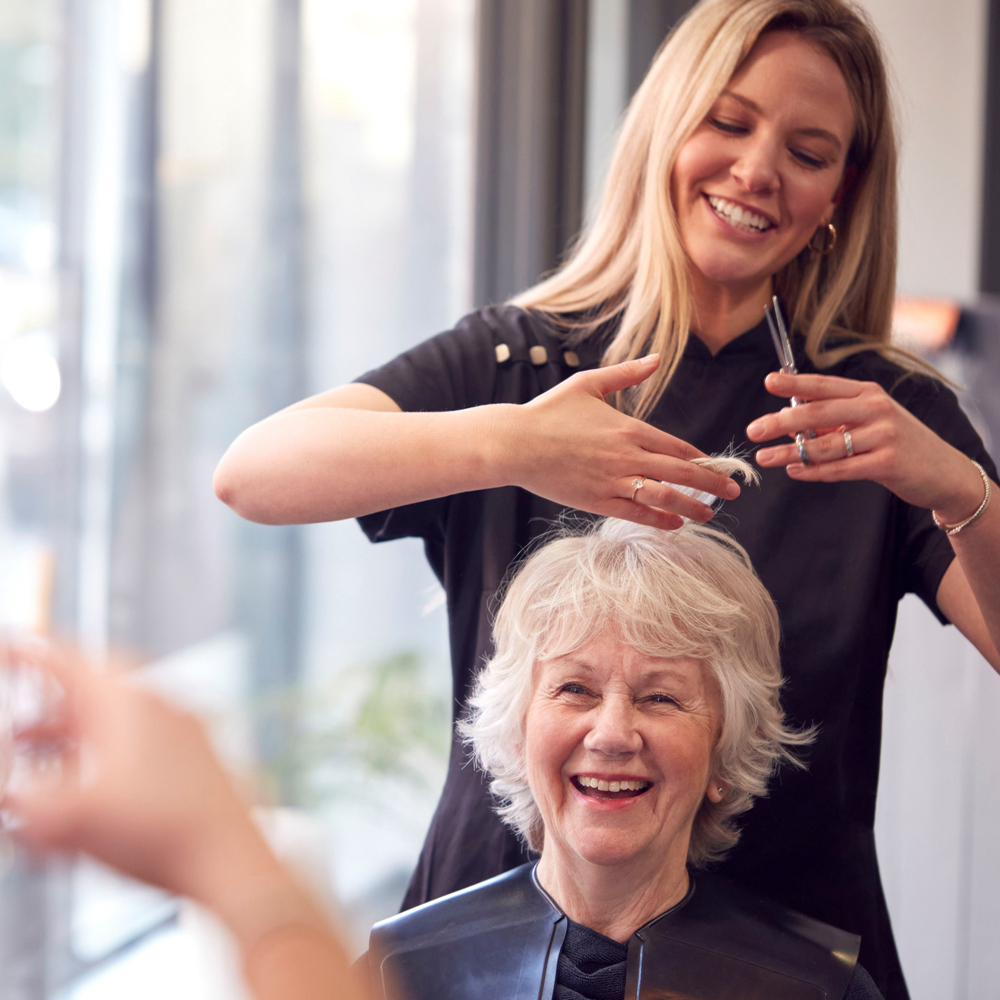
[355,312,500,417]
[350,311,502,547]
[888,374,997,623]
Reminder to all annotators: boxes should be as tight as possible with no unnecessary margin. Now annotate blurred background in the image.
[0,1,997,998]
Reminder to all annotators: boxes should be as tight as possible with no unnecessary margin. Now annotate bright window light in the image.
[23,222,56,274]
[0,330,61,412]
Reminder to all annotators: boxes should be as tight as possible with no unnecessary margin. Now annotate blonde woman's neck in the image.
[689,271,773,356]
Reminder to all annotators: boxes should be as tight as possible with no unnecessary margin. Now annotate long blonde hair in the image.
[513,0,921,418]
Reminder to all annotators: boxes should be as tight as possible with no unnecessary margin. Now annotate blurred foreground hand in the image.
[1,641,369,1000]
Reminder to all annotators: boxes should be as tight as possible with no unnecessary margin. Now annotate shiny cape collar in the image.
[368,863,859,1000]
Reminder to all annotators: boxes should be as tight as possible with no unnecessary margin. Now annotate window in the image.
[0,1,473,994]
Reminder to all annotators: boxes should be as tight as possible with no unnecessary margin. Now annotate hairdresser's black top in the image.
[355,305,997,1000]
[367,862,883,1000]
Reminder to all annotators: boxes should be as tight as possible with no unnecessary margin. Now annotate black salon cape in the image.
[552,920,882,1000]
[367,863,879,1000]
[355,305,998,1000]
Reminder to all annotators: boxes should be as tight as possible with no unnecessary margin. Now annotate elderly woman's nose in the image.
[582,698,642,755]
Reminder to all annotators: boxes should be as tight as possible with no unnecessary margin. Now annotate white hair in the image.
[460,516,814,867]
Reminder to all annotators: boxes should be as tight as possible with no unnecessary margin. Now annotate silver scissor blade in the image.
[771,296,798,374]
[769,296,817,439]
[764,307,788,372]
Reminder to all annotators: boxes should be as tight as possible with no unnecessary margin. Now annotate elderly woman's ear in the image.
[707,780,729,804]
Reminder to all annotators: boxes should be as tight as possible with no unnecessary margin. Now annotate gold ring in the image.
[630,477,645,501]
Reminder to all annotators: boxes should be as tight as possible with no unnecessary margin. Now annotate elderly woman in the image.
[367,518,882,1000]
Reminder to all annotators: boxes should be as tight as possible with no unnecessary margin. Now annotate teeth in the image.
[707,195,772,233]
[578,777,650,792]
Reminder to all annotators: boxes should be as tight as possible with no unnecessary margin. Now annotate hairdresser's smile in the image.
[671,30,854,298]
[705,194,776,234]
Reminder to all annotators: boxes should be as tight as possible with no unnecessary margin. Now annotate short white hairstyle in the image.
[460,517,814,868]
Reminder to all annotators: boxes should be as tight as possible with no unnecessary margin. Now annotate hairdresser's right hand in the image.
[503,354,740,529]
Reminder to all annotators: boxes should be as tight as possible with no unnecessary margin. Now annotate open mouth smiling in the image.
[704,193,775,233]
[572,775,653,800]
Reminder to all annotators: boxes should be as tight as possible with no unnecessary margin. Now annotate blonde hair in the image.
[514,0,931,419]
[460,518,814,868]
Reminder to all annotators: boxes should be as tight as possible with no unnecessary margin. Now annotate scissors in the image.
[764,295,815,465]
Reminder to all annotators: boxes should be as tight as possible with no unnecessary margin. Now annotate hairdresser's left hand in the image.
[746,371,985,523]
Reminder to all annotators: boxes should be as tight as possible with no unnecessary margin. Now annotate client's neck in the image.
[535,842,691,943]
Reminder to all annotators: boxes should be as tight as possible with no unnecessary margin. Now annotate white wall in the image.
[877,595,1000,1000]
[858,0,988,300]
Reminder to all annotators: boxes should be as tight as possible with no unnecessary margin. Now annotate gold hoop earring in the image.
[809,222,837,255]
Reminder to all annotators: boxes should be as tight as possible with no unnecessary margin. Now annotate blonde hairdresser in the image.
[214,2,999,997]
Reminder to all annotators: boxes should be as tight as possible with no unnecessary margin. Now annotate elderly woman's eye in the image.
[559,683,589,696]
[647,693,678,706]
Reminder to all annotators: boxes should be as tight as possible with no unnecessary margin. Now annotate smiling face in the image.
[671,30,855,298]
[524,631,724,875]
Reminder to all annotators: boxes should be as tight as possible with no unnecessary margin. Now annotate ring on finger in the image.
[795,434,810,466]
[839,425,854,458]
[630,477,645,501]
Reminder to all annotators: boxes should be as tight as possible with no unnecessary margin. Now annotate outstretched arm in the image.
[748,371,1000,671]
[935,503,1000,671]
[213,356,742,530]
[2,643,370,1000]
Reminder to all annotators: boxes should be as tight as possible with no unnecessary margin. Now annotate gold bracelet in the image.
[932,460,992,536]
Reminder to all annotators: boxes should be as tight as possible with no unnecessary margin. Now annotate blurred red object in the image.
[891,297,960,352]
